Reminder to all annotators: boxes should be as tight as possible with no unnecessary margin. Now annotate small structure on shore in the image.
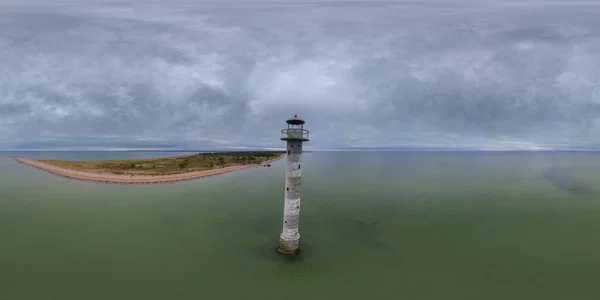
[277,114,309,255]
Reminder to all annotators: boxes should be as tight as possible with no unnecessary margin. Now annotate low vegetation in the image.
[40,151,284,175]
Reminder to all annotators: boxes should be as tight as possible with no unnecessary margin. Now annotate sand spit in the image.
[10,155,284,184]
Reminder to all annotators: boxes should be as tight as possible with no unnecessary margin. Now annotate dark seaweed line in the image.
[542,167,595,196]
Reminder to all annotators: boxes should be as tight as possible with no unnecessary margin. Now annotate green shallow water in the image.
[2,151,600,300]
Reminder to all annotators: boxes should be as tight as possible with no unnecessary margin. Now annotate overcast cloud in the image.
[1,0,600,150]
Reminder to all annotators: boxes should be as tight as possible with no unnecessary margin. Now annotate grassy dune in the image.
[39,151,284,176]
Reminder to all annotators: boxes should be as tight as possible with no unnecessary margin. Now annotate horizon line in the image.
[1,148,599,152]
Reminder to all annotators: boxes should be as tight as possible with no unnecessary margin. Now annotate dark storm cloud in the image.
[1,0,600,150]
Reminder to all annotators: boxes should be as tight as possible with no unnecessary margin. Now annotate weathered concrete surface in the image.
[278,140,303,254]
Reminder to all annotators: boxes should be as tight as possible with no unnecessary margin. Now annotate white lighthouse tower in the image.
[277,114,309,255]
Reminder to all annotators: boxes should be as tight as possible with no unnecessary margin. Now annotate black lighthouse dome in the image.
[286,114,305,125]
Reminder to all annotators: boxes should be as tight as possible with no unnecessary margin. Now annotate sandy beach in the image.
[10,154,284,184]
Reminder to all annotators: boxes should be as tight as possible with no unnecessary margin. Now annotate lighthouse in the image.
[277,114,309,255]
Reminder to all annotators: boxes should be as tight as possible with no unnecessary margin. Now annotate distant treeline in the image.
[200,151,284,157]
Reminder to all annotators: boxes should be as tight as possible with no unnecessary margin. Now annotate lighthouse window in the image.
[286,187,289,191]
[285,221,287,224]
[287,150,290,155]
[296,206,299,209]
[298,164,301,169]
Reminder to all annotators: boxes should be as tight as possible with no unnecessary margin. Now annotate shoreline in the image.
[10,154,284,185]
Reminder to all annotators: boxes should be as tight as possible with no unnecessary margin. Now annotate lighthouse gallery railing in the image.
[281,129,309,140]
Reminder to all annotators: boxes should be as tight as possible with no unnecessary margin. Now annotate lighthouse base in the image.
[277,238,301,255]
[277,246,301,255]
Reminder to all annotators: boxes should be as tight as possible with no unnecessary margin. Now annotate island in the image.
[10,152,285,184]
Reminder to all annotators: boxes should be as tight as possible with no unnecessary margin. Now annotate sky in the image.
[1,0,600,151]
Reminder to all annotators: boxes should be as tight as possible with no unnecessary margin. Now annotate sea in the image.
[2,151,600,300]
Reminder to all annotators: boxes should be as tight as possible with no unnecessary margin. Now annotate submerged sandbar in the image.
[11,152,284,184]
